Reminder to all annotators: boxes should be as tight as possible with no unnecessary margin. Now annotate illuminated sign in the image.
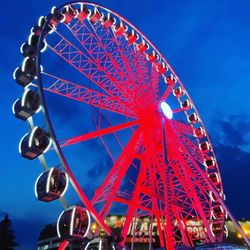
[104,215,205,239]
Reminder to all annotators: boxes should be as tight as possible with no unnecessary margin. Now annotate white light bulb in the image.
[160,101,173,119]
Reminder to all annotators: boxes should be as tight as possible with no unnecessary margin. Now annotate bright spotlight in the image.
[160,101,173,119]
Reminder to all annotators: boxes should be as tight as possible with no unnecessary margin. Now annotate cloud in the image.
[220,120,246,146]
[79,156,114,199]
[46,93,83,122]
[211,115,250,218]
[82,157,140,202]
[212,115,250,151]
[87,156,113,178]
[214,143,250,218]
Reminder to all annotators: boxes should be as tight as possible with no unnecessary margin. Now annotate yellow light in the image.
[237,233,242,239]
[90,222,98,234]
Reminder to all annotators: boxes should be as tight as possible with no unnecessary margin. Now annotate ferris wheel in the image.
[12,1,250,249]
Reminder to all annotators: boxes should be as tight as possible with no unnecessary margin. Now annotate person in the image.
[50,174,57,192]
[74,216,81,232]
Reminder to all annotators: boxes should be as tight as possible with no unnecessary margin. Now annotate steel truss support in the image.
[165,120,215,243]
[43,72,136,118]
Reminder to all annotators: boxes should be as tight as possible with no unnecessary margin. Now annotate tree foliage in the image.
[0,214,19,250]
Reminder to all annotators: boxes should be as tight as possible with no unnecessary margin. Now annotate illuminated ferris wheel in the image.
[12,1,250,249]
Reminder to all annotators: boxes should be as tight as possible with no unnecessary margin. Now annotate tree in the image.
[0,214,19,250]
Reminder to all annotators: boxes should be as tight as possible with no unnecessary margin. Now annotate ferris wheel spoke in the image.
[177,133,208,165]
[92,110,137,164]
[42,72,136,118]
[174,141,215,209]
[171,204,194,246]
[113,35,158,108]
[173,129,246,244]
[171,121,224,198]
[65,20,138,104]
[120,126,157,245]
[178,158,211,215]
[165,123,215,242]
[94,20,149,86]
[47,30,128,101]
[59,119,139,148]
[158,166,176,248]
[94,20,158,108]
[151,125,188,247]
[91,124,143,215]
[152,197,165,247]
[166,158,213,243]
[120,168,147,246]
[172,107,185,114]
[168,119,209,165]
[93,111,120,162]
[161,85,174,101]
[166,122,212,206]
[170,119,194,136]
[114,196,151,213]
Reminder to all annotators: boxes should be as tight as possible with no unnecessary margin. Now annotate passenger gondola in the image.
[173,87,185,98]
[57,206,91,241]
[181,100,192,110]
[35,168,69,202]
[19,127,52,160]
[13,57,36,87]
[12,89,41,120]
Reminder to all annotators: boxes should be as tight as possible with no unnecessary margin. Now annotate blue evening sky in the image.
[0,0,250,249]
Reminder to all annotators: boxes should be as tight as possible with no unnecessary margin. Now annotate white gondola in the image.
[31,16,46,36]
[165,74,177,86]
[208,172,220,185]
[210,221,223,236]
[114,22,127,36]
[156,62,168,75]
[77,4,90,22]
[187,113,199,124]
[204,157,216,169]
[173,87,185,98]
[199,141,211,153]
[35,168,69,202]
[49,7,64,27]
[146,50,158,63]
[137,40,149,53]
[85,237,108,250]
[61,5,78,25]
[180,100,192,111]
[20,42,36,58]
[19,127,52,160]
[88,8,102,25]
[21,32,47,58]
[13,57,36,86]
[126,30,138,44]
[193,127,206,138]
[211,202,224,219]
[57,206,90,241]
[12,89,41,120]
[102,12,115,29]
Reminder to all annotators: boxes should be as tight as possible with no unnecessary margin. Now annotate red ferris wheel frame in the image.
[13,1,250,249]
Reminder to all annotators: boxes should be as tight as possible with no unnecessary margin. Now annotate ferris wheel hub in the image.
[160,101,173,119]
